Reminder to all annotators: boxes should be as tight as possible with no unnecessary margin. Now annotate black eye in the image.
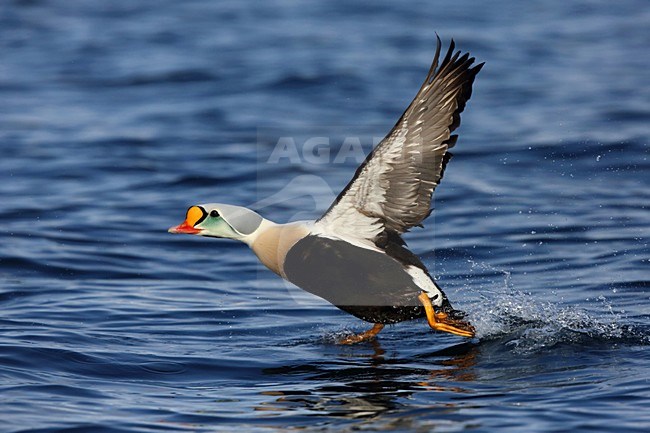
[210,210,220,218]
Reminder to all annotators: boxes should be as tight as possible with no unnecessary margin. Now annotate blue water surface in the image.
[1,1,649,432]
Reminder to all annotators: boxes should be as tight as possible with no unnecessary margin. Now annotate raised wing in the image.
[315,37,483,246]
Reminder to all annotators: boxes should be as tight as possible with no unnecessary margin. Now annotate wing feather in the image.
[315,37,483,246]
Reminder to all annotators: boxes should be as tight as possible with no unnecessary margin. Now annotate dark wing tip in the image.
[442,49,483,134]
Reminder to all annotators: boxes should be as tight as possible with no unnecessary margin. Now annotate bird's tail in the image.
[437,296,468,320]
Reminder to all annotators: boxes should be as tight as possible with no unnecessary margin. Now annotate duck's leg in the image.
[338,323,385,345]
[418,293,475,338]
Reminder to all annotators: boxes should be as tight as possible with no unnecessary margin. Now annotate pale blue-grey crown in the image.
[199,203,263,236]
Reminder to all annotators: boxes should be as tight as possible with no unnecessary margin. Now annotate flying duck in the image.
[169,37,483,343]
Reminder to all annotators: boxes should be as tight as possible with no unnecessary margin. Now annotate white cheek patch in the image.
[405,265,443,306]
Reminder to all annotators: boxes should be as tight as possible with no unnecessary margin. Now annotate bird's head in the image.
[168,203,263,241]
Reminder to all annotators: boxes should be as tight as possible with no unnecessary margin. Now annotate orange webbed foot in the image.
[418,293,475,338]
[338,323,385,344]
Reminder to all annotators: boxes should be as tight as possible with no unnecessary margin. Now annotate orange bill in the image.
[168,206,205,234]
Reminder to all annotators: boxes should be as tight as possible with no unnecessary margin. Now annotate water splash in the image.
[460,261,649,354]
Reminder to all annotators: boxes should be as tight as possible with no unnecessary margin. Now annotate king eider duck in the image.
[169,37,483,344]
